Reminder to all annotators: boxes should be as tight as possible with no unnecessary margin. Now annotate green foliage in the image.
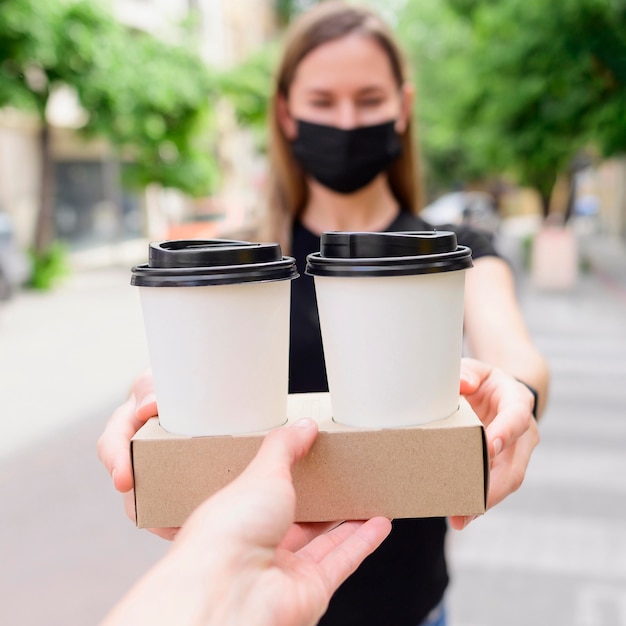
[0,0,63,116]
[0,0,221,198]
[218,43,279,151]
[454,0,606,199]
[63,1,221,197]
[274,0,320,26]
[393,0,483,194]
[569,0,626,156]
[27,241,70,290]
[387,0,626,204]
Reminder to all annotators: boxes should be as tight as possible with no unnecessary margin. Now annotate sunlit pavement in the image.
[0,262,167,626]
[1,232,625,625]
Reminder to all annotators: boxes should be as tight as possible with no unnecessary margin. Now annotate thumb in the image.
[133,370,158,421]
[459,357,488,395]
[242,418,319,482]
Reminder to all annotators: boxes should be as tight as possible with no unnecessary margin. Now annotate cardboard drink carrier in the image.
[131,393,488,528]
[130,233,489,528]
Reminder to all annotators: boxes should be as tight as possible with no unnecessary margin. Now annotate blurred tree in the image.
[389,0,482,198]
[0,0,64,253]
[65,3,220,196]
[0,0,218,254]
[444,0,625,216]
[217,43,278,152]
[274,0,320,26]
[569,0,626,157]
[386,0,626,216]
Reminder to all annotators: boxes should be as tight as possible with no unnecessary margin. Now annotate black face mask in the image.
[290,119,402,194]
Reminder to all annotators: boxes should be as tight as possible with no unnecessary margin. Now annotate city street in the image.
[1,232,625,625]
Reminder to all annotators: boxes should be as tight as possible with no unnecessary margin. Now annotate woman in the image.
[98,3,549,625]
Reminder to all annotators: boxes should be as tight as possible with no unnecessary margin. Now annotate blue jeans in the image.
[418,601,446,626]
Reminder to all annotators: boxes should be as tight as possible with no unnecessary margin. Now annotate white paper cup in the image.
[131,240,298,436]
[306,231,472,428]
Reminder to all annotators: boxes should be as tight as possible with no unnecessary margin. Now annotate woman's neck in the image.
[301,175,401,235]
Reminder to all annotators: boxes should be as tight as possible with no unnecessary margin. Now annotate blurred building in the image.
[0,109,41,249]
[0,0,276,253]
[112,0,275,65]
[109,0,278,241]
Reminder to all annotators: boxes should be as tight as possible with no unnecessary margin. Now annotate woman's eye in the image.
[309,100,332,108]
[359,98,384,107]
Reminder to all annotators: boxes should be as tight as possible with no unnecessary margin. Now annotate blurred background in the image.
[1,0,625,624]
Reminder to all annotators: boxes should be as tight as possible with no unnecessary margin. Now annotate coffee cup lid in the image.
[306,231,473,277]
[131,239,298,287]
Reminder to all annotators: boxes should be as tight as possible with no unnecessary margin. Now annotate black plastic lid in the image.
[306,231,473,277]
[131,239,298,287]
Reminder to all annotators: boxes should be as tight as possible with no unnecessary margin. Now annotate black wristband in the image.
[516,379,538,420]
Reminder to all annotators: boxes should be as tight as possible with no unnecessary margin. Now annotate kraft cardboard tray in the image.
[131,393,489,529]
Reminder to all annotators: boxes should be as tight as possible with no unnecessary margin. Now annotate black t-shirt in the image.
[289,210,498,626]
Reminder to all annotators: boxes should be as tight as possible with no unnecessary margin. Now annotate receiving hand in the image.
[101,418,392,626]
[449,357,540,530]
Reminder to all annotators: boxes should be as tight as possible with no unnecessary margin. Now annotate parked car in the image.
[420,191,500,235]
[0,211,31,301]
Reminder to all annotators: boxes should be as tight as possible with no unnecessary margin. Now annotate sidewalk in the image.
[448,231,626,626]
[0,264,150,459]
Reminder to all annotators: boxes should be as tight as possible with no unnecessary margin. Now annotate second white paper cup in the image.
[306,231,472,428]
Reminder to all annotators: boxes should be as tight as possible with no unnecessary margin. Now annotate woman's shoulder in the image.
[387,210,498,259]
[385,211,429,232]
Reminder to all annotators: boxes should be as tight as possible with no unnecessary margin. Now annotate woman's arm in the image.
[448,255,550,530]
[464,256,549,417]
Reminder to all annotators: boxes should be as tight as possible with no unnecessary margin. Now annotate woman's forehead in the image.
[290,34,398,93]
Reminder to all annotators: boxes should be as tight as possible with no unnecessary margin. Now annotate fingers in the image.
[122,490,137,523]
[97,396,140,493]
[147,526,181,541]
[459,357,489,395]
[178,419,321,551]
[241,418,319,484]
[448,514,477,531]
[449,410,539,531]
[452,364,540,531]
[97,372,158,494]
[485,399,533,460]
[483,377,536,459]
[307,518,392,592]
[460,361,536,459]
[132,370,158,422]
[486,424,539,510]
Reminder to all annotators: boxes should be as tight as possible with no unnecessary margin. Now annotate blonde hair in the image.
[263,1,422,250]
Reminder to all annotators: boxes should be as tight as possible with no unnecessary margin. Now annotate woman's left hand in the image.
[449,357,540,530]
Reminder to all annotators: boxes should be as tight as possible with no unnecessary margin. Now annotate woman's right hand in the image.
[97,371,180,540]
[97,372,341,544]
